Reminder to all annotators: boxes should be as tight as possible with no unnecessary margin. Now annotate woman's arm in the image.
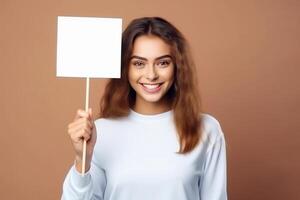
[61,109,107,200]
[61,154,107,200]
[199,122,227,200]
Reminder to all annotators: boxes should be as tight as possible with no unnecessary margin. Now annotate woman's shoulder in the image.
[200,113,225,145]
[94,117,107,126]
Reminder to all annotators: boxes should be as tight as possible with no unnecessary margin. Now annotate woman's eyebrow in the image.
[130,55,147,61]
[155,55,172,60]
[130,55,172,61]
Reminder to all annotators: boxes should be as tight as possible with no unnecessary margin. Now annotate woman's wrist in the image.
[74,156,91,173]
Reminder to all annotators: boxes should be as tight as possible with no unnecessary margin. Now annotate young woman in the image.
[62,17,227,200]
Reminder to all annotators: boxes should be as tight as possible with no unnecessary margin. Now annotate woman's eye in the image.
[157,60,171,67]
[132,60,145,68]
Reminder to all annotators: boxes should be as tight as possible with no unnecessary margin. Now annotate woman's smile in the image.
[139,82,163,93]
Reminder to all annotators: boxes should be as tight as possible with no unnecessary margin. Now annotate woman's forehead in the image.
[131,35,171,60]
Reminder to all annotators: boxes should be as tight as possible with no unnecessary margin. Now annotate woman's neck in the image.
[132,98,172,115]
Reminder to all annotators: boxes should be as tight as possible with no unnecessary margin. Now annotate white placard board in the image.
[56,16,122,78]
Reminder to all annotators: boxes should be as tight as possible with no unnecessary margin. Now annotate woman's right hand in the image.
[67,108,97,173]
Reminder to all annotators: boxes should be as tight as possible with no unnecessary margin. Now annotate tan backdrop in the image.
[1,0,299,199]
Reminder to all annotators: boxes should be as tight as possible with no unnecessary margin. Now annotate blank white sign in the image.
[56,16,122,78]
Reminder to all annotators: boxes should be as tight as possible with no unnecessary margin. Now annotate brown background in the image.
[1,0,299,199]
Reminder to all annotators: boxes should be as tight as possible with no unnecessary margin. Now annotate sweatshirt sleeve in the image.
[199,121,228,200]
[61,156,107,200]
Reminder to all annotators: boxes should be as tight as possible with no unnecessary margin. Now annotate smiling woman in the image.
[61,17,227,200]
[128,35,175,111]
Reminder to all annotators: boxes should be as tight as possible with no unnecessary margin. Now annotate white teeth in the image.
[142,83,161,89]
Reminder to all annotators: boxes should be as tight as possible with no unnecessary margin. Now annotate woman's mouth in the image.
[139,83,163,93]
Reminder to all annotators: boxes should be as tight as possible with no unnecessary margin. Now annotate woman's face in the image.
[128,35,175,108]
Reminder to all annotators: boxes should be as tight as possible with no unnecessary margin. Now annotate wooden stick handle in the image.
[82,77,90,176]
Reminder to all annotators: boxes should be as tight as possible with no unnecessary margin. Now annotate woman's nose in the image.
[145,65,158,81]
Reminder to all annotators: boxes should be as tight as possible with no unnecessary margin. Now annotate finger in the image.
[82,132,91,141]
[74,109,83,121]
[68,121,92,137]
[88,108,93,120]
[74,109,90,121]
[68,122,89,134]
[70,127,91,142]
[79,128,92,141]
[89,126,96,141]
[68,118,92,130]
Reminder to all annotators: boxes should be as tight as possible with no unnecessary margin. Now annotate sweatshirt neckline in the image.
[129,108,173,121]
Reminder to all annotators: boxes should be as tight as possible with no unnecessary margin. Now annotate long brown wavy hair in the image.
[99,17,203,154]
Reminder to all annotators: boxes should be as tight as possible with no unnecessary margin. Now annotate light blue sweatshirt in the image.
[61,109,227,200]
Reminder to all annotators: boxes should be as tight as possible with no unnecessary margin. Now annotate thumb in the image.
[88,108,93,119]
